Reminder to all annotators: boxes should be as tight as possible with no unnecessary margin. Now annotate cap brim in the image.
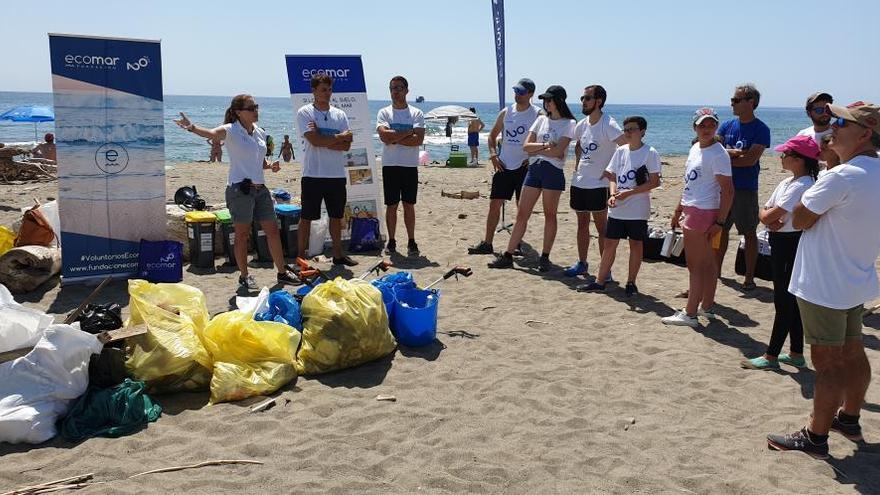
[538,93,553,100]
[512,85,526,92]
[694,115,719,125]
[827,104,855,121]
[773,143,790,153]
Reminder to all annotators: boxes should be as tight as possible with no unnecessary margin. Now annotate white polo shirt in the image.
[222,121,267,185]
[296,104,350,179]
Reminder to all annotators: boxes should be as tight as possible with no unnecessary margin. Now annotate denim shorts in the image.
[523,159,565,191]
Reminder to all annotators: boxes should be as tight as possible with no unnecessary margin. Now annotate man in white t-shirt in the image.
[377,75,426,257]
[768,101,880,459]
[577,116,661,296]
[468,78,541,255]
[295,73,357,266]
[796,92,834,154]
[566,85,627,278]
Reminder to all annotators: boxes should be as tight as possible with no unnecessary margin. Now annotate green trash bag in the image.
[297,277,396,375]
[60,379,162,442]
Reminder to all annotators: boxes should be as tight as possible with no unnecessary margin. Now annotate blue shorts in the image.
[467,132,479,147]
[523,160,565,191]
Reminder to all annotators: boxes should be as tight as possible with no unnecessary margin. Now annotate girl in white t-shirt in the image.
[489,85,576,272]
[174,94,297,291]
[742,135,820,370]
[662,108,734,328]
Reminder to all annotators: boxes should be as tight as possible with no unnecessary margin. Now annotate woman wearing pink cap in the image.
[662,108,734,328]
[742,135,820,370]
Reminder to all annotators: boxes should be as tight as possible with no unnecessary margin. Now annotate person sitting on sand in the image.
[207,137,223,163]
[467,108,484,165]
[279,134,294,162]
[741,135,819,371]
[577,116,661,296]
[31,133,56,163]
[661,108,733,328]
[488,85,576,272]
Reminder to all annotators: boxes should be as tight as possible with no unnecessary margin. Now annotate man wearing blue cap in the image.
[469,78,542,255]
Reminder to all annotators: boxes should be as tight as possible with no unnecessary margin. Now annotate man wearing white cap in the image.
[767,101,880,459]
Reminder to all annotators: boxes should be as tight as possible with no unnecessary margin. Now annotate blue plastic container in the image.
[382,289,396,329]
[393,288,439,347]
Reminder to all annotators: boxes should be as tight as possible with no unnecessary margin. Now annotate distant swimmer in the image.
[467,107,484,164]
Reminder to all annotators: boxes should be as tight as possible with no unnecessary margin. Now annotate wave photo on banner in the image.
[49,34,165,282]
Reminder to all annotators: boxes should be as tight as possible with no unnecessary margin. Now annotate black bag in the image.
[76,303,123,334]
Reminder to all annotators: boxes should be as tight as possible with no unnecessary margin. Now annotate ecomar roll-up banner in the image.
[491,0,505,111]
[49,34,166,283]
[284,55,383,242]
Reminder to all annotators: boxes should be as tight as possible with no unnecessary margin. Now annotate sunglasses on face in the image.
[513,88,527,96]
[780,151,800,160]
[580,95,596,102]
[623,127,641,133]
[730,97,752,104]
[241,104,259,112]
[389,85,406,91]
[810,106,827,114]
[832,116,867,129]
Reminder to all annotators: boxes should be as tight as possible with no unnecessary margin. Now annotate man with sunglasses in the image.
[716,83,771,291]
[295,73,358,266]
[797,92,834,147]
[469,78,541,255]
[377,75,426,257]
[767,101,880,459]
[566,85,627,279]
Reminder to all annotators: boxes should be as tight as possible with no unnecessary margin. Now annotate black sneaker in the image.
[468,240,494,255]
[513,243,524,257]
[333,255,359,267]
[767,427,829,459]
[238,274,257,291]
[276,270,303,286]
[538,254,551,272]
[830,413,864,442]
[488,252,513,269]
[576,282,605,292]
[384,239,397,255]
[625,282,638,297]
[407,239,420,257]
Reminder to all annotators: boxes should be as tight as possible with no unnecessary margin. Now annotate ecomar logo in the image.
[64,54,120,69]
[301,67,351,84]
[94,143,130,174]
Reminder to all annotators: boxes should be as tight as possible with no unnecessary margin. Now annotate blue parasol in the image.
[0,105,55,141]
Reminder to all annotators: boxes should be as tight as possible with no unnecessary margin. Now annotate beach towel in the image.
[59,378,161,442]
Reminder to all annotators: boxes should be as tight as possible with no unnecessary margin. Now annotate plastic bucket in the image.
[381,288,396,329]
[393,288,439,347]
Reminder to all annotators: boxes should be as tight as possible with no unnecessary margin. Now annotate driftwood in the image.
[0,146,56,183]
[0,245,61,293]
[441,190,480,200]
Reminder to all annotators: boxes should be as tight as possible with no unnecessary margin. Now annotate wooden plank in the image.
[63,276,112,324]
[0,347,31,365]
[97,324,147,345]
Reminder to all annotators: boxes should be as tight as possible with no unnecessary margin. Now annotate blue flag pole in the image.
[491,0,505,111]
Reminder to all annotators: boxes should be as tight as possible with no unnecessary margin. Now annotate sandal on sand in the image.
[741,357,780,370]
[675,289,689,298]
[778,353,807,368]
[742,281,757,291]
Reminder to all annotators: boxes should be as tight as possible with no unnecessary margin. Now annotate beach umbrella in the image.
[0,105,55,141]
[424,106,478,147]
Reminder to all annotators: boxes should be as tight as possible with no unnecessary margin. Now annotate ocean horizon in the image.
[1,91,815,163]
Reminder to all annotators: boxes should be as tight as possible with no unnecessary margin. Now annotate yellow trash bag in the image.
[297,277,396,375]
[125,279,213,394]
[0,226,14,257]
[201,310,301,404]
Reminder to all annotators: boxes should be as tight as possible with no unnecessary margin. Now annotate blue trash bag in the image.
[272,188,292,202]
[371,271,415,327]
[349,217,381,252]
[255,290,302,330]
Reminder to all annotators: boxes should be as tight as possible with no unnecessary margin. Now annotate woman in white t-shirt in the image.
[174,94,297,291]
[489,85,576,272]
[742,135,820,370]
[662,108,734,328]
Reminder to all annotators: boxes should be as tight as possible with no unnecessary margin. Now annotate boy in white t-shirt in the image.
[577,116,661,296]
[376,75,426,257]
[566,85,627,279]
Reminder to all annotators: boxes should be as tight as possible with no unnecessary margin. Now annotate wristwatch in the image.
[715,220,726,226]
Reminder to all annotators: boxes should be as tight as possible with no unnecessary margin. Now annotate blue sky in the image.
[2,0,878,107]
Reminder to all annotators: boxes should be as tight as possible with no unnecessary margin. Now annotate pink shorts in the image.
[681,206,719,233]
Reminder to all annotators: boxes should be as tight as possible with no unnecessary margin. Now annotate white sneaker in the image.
[698,307,717,320]
[661,310,699,328]
[238,274,257,290]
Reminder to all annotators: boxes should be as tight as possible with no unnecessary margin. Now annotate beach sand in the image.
[1,156,879,494]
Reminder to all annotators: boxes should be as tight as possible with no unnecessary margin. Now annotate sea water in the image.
[1,91,812,163]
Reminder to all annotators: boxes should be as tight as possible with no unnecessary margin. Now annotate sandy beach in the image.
[1,155,879,494]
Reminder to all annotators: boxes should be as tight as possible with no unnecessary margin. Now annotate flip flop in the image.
[742,281,757,292]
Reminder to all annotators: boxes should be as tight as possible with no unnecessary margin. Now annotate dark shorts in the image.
[523,160,565,191]
[490,166,528,201]
[225,184,275,224]
[301,177,347,220]
[382,166,419,205]
[724,189,759,234]
[606,218,648,241]
[468,132,479,147]
[570,186,609,212]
